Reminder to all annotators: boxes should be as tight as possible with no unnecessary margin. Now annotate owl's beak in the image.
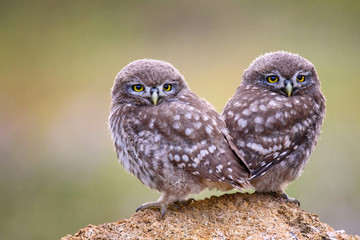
[151,91,159,105]
[284,81,293,97]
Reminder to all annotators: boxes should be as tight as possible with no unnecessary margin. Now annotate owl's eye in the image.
[266,76,279,83]
[297,75,306,82]
[163,84,172,92]
[132,84,144,92]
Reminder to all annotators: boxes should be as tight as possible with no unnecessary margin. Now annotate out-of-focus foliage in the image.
[0,1,359,239]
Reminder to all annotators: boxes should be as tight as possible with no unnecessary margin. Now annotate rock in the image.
[62,192,359,239]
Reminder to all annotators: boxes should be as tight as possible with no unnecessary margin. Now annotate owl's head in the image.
[112,59,189,106]
[242,51,320,97]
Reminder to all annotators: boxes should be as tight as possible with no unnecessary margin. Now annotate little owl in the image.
[222,51,326,205]
[109,59,251,216]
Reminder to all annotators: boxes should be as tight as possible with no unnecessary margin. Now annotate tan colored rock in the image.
[62,192,359,240]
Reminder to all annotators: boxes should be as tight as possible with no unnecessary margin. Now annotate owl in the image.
[109,59,251,216]
[222,51,326,205]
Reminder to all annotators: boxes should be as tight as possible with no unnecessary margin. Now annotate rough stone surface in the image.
[62,192,359,240]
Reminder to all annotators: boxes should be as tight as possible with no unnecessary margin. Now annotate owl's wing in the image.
[222,130,251,172]
[151,99,251,188]
[248,134,308,181]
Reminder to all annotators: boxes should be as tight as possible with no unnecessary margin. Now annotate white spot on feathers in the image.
[182,155,189,162]
[205,125,213,134]
[216,164,223,173]
[254,116,264,124]
[242,109,251,116]
[172,122,180,129]
[185,128,193,136]
[237,119,247,128]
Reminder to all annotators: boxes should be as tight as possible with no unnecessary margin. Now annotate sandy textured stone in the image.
[62,192,359,240]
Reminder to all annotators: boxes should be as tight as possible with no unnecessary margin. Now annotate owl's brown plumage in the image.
[222,51,326,204]
[109,59,250,216]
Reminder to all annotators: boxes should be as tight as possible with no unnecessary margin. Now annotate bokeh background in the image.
[1,1,359,239]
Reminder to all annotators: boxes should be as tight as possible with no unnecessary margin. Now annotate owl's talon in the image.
[137,198,195,217]
[168,202,182,211]
[176,198,195,208]
[136,202,163,213]
[160,207,167,219]
[279,193,300,206]
[136,199,181,218]
[169,198,195,212]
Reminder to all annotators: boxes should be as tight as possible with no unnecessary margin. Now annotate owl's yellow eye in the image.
[297,75,305,82]
[163,84,172,91]
[132,84,144,92]
[266,76,278,83]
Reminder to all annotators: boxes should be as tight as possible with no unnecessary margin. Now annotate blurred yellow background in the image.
[1,1,359,239]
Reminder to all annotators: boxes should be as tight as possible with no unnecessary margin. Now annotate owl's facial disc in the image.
[283,80,294,97]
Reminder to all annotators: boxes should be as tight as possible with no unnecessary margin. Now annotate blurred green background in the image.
[1,0,359,239]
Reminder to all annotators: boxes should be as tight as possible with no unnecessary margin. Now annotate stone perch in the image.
[62,193,359,239]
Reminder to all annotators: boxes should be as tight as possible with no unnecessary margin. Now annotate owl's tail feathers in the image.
[219,150,253,190]
[221,130,253,189]
[230,179,253,190]
[249,161,276,181]
[221,129,251,175]
[222,164,253,190]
